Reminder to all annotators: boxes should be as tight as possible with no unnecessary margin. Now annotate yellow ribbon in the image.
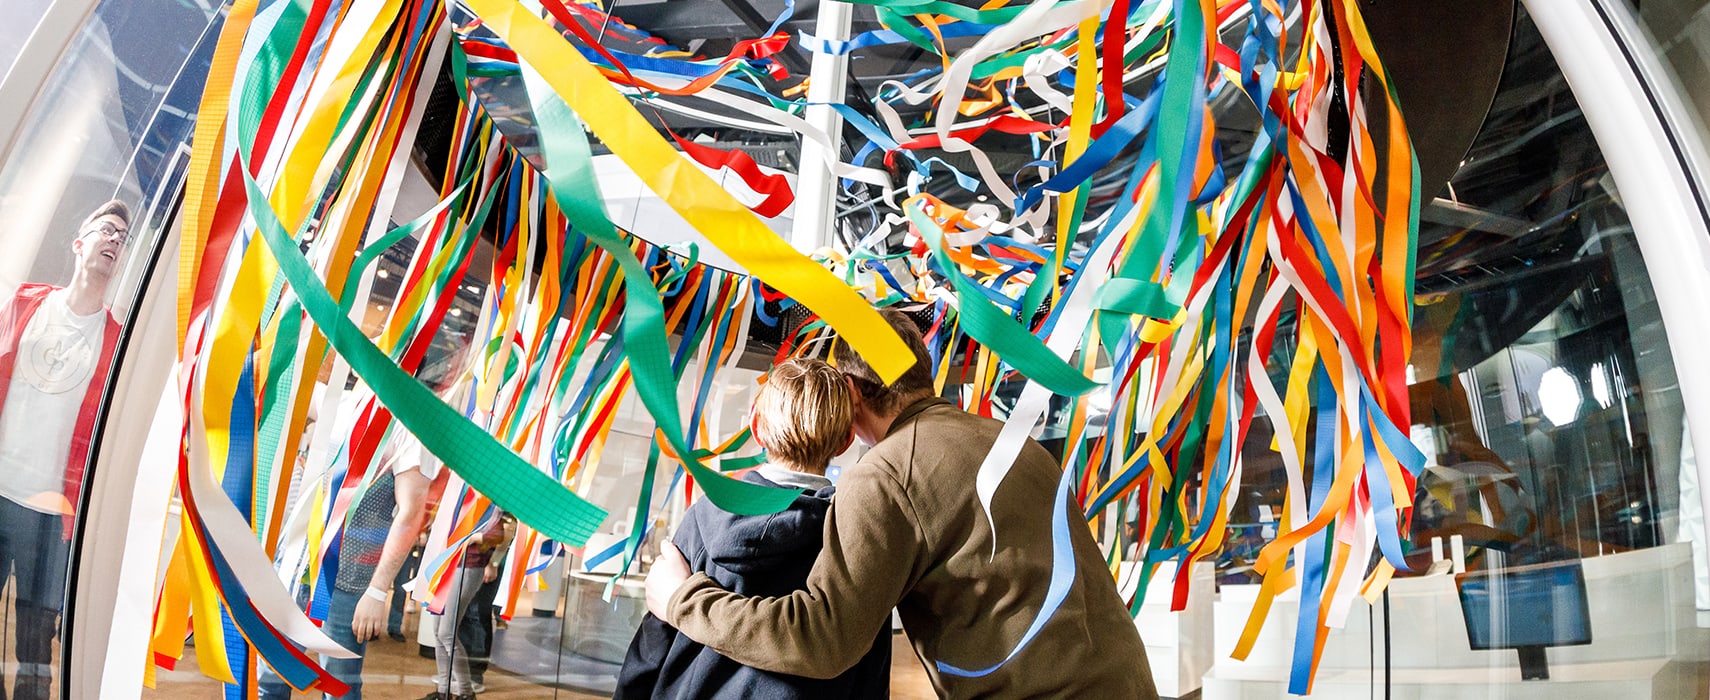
[462,0,914,383]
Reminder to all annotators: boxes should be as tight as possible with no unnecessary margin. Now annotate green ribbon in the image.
[252,303,303,531]
[512,59,797,516]
[1095,278,1176,318]
[907,202,1098,397]
[1098,0,1204,361]
[240,160,608,544]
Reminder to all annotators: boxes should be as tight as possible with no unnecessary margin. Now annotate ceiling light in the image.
[377,269,390,279]
[450,308,462,318]
[1589,362,1612,410]
[1538,367,1581,426]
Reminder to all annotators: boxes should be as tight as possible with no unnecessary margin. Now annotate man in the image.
[456,511,514,692]
[422,509,511,700]
[645,308,1158,698]
[0,200,129,700]
[260,383,445,700]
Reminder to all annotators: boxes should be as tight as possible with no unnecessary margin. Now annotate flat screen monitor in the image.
[1454,559,1592,679]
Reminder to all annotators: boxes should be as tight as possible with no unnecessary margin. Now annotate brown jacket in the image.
[668,398,1157,698]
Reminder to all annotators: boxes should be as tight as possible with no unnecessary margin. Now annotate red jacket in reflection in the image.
[0,283,122,539]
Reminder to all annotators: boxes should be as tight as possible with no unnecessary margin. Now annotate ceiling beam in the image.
[1421,197,1533,237]
[713,0,810,74]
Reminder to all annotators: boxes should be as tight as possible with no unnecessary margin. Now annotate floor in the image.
[143,615,936,699]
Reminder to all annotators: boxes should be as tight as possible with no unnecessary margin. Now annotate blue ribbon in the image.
[1286,365,1339,694]
[936,431,1081,677]
[1013,87,1159,212]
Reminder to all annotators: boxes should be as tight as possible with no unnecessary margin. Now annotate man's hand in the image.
[484,563,500,584]
[644,541,692,619]
[351,595,388,643]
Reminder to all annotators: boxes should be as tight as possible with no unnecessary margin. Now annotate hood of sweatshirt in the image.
[697,471,835,576]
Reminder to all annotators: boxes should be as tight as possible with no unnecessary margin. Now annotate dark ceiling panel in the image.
[616,0,883,41]
[1362,0,1514,200]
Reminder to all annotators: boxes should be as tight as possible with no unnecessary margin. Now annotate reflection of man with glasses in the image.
[0,200,128,700]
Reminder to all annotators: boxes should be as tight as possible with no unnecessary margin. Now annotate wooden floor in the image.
[143,625,935,699]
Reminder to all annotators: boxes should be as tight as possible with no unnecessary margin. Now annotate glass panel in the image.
[1623,0,1710,158]
[0,0,54,80]
[0,0,222,698]
[104,1,1710,698]
[1208,6,1710,696]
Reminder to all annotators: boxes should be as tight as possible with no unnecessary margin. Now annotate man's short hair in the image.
[81,199,132,232]
[753,358,854,472]
[832,307,934,415]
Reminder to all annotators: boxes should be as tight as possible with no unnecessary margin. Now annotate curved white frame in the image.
[71,225,179,700]
[1525,0,1710,559]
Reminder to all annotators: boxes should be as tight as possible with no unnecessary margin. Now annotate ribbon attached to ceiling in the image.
[462,0,915,385]
[158,0,1432,693]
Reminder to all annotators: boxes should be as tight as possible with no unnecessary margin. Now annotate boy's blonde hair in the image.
[753,358,855,473]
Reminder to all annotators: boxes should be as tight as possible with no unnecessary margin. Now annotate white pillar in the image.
[789,0,854,253]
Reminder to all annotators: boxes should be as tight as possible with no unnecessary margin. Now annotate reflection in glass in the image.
[0,0,224,697]
[1203,7,1709,697]
[0,200,130,700]
[1624,0,1710,157]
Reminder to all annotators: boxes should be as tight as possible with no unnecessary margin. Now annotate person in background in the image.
[421,509,513,700]
[259,364,459,700]
[617,358,890,699]
[458,512,515,693]
[645,308,1157,698]
[0,200,129,700]
[389,531,426,643]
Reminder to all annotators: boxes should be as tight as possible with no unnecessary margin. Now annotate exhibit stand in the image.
[1123,560,1216,699]
[561,571,647,664]
[1200,543,1708,699]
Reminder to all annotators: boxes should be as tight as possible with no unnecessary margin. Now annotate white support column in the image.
[789,0,854,253]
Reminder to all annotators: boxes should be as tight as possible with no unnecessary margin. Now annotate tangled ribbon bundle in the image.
[154,0,1421,696]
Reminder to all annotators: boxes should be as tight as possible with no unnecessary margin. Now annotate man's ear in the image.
[845,376,866,410]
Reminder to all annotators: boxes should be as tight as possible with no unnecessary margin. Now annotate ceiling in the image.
[401,0,1639,362]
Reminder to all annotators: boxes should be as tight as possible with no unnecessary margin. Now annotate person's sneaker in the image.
[451,694,477,700]
[471,678,486,693]
[389,631,407,642]
[416,692,447,700]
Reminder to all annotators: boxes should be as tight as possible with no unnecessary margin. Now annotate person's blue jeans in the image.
[0,498,71,700]
[258,586,368,699]
[457,574,501,680]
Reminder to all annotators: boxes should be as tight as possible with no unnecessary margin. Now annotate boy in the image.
[616,358,890,699]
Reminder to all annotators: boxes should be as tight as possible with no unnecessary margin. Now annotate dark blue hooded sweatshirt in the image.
[615,471,891,699]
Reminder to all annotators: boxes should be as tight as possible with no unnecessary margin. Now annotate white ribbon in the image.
[973,191,1134,551]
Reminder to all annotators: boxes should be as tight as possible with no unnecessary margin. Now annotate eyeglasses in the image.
[84,221,130,244]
